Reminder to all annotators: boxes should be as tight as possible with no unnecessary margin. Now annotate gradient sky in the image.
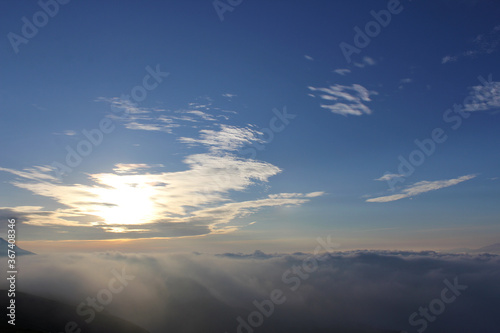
[1,0,499,253]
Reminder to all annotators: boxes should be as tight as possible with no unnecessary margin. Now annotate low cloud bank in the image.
[1,250,500,333]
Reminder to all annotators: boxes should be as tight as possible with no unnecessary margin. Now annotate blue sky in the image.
[1,0,499,253]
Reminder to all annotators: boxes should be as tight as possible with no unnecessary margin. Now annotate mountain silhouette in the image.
[0,237,35,256]
[0,290,150,333]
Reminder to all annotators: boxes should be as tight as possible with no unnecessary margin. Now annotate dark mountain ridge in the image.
[0,237,35,256]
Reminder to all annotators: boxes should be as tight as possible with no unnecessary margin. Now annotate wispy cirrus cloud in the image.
[374,173,404,182]
[0,166,60,182]
[268,191,325,199]
[308,83,377,116]
[112,163,165,174]
[52,130,77,136]
[398,77,413,90]
[353,56,376,68]
[367,174,476,203]
[96,97,223,134]
[464,79,500,112]
[97,97,179,133]
[333,68,351,76]
[442,25,500,64]
[0,205,75,231]
[178,124,263,152]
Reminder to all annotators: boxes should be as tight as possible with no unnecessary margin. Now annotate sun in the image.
[88,179,157,226]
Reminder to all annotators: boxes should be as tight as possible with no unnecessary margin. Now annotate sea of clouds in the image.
[1,250,500,333]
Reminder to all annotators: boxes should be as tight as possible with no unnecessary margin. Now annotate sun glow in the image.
[88,179,157,225]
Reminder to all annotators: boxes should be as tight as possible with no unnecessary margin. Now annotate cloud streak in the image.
[367,174,476,203]
[96,97,224,134]
[333,68,351,76]
[308,84,377,116]
[442,25,500,64]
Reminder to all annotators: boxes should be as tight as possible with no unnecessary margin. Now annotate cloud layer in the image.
[1,250,499,333]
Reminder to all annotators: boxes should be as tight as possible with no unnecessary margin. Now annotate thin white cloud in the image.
[463,79,500,112]
[222,93,237,98]
[113,163,165,174]
[64,130,77,136]
[442,25,500,64]
[333,68,351,76]
[97,97,180,133]
[306,191,325,197]
[353,56,376,68]
[189,192,322,233]
[0,205,82,228]
[0,166,60,183]
[97,97,151,114]
[52,130,77,136]
[308,84,377,116]
[179,124,263,152]
[268,191,325,199]
[304,55,314,61]
[96,97,224,133]
[183,110,217,121]
[441,55,458,64]
[398,78,413,90]
[367,174,476,203]
[375,173,404,182]
[121,121,175,132]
